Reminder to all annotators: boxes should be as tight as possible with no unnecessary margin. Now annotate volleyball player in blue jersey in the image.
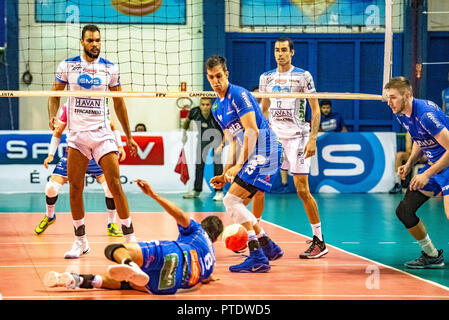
[385,76,449,269]
[43,179,223,295]
[206,55,284,273]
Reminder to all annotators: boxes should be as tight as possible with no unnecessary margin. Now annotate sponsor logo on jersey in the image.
[77,74,102,89]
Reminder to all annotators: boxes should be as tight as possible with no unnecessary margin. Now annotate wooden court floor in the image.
[1,207,449,300]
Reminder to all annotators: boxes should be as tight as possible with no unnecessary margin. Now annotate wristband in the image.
[48,136,60,156]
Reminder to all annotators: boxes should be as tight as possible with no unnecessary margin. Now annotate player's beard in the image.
[84,47,100,60]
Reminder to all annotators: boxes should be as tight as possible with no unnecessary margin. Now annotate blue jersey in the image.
[395,98,449,163]
[137,219,216,295]
[211,83,282,191]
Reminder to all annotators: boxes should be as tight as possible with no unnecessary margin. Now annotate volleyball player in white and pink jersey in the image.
[259,37,328,259]
[47,25,138,259]
[35,102,126,238]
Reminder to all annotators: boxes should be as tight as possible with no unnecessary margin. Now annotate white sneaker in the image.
[213,191,224,201]
[183,191,200,199]
[107,261,149,287]
[64,239,90,259]
[44,271,78,289]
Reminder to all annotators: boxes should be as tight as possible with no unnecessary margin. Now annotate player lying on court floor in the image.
[35,102,126,238]
[44,179,224,295]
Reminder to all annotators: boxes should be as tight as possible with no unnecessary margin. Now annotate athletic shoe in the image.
[34,215,56,235]
[404,249,444,269]
[229,248,270,273]
[44,271,79,289]
[64,239,90,259]
[183,191,200,199]
[261,240,284,261]
[107,223,123,237]
[299,236,328,259]
[107,261,149,287]
[213,191,224,201]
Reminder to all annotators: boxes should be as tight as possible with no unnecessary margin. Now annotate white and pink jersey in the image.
[55,55,120,132]
[259,66,316,139]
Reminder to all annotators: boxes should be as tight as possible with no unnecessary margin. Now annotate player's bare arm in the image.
[135,179,191,228]
[304,97,320,158]
[110,85,138,157]
[48,80,66,130]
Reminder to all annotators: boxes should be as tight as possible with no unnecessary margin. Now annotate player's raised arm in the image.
[134,179,191,228]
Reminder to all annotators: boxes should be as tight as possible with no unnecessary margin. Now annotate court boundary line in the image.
[260,219,449,293]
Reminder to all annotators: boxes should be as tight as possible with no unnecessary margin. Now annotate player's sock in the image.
[247,230,260,251]
[120,217,137,242]
[75,274,103,289]
[418,234,438,257]
[73,218,87,241]
[256,228,269,247]
[311,222,323,242]
[46,196,57,219]
[105,197,117,224]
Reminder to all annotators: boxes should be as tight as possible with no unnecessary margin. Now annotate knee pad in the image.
[104,243,126,262]
[105,197,116,210]
[45,180,63,198]
[101,181,113,199]
[395,189,429,229]
[223,193,257,225]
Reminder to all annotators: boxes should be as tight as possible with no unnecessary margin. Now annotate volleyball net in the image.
[0,0,433,132]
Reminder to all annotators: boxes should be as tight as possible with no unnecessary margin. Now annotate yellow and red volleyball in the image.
[222,224,248,252]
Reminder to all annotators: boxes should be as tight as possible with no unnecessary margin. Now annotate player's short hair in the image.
[276,37,294,51]
[384,76,413,96]
[201,215,224,243]
[319,99,332,107]
[82,25,100,40]
[205,55,228,73]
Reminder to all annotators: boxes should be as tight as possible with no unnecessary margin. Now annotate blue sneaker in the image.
[229,248,270,273]
[261,240,284,261]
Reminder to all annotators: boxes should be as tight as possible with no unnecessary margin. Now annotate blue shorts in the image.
[419,163,449,196]
[52,156,103,178]
[237,142,283,192]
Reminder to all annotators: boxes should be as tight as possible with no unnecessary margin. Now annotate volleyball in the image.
[110,0,163,16]
[222,224,248,252]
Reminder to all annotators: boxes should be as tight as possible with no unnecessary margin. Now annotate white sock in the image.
[256,228,267,238]
[247,229,257,242]
[46,205,55,218]
[120,217,132,228]
[107,210,116,224]
[418,234,438,257]
[92,275,103,288]
[311,222,323,241]
[73,218,85,229]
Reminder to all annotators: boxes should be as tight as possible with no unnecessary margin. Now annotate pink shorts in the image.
[66,128,118,163]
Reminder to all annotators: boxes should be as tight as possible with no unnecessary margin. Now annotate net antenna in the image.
[383,0,393,93]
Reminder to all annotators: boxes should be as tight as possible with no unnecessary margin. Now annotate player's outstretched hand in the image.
[43,155,54,169]
[118,146,126,162]
[127,137,138,157]
[134,179,156,198]
[210,175,226,189]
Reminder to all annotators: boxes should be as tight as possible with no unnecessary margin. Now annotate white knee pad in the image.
[223,193,257,225]
[45,180,63,198]
[101,181,113,198]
